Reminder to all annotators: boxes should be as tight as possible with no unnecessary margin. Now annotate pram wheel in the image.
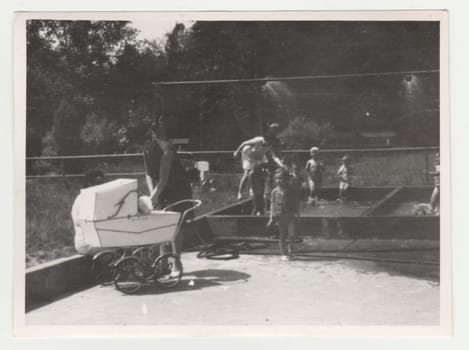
[113,257,145,294]
[153,253,183,288]
[132,246,159,281]
[91,251,117,286]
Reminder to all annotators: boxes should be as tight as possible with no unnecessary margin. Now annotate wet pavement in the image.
[299,200,372,217]
[26,241,439,326]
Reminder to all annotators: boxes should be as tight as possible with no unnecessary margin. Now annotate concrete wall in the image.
[203,215,440,240]
[26,254,93,312]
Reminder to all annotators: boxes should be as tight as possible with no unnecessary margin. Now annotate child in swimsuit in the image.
[267,169,300,261]
[305,146,324,205]
[337,155,352,201]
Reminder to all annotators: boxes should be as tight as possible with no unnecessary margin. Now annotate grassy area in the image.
[25,151,435,268]
[26,178,81,267]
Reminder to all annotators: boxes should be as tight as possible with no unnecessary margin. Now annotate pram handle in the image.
[162,199,202,213]
[162,199,202,235]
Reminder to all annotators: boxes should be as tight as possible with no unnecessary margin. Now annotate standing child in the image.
[429,152,440,214]
[337,155,352,201]
[267,169,300,261]
[305,146,324,205]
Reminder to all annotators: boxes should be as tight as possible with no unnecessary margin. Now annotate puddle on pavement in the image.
[299,200,372,217]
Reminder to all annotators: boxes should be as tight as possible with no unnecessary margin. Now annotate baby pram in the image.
[75,179,201,294]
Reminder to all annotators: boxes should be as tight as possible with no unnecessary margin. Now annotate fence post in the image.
[424,152,429,185]
[60,158,65,185]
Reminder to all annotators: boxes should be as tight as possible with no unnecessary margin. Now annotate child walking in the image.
[267,168,300,261]
[337,155,352,201]
[305,146,324,205]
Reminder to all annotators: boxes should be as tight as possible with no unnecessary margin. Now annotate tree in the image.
[280,117,334,149]
[26,20,168,158]
[26,20,440,160]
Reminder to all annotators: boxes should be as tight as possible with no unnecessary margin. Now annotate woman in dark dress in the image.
[143,119,193,259]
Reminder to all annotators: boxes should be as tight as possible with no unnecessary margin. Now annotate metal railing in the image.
[26,146,439,186]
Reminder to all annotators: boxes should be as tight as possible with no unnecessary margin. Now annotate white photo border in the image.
[13,10,451,337]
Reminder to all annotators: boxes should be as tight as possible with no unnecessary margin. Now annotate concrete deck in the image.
[26,246,439,326]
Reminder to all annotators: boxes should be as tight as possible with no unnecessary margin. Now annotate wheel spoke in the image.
[113,257,144,294]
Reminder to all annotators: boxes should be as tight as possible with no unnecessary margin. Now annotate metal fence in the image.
[26,153,146,179]
[26,146,439,187]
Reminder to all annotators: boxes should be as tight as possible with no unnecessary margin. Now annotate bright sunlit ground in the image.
[26,246,439,326]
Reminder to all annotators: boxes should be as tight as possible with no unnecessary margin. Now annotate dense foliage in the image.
[26,20,440,161]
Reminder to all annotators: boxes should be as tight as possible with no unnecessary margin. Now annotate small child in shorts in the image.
[337,155,352,201]
[305,146,324,205]
[267,168,300,261]
[429,152,440,214]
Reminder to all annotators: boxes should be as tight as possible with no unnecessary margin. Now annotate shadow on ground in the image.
[129,268,251,296]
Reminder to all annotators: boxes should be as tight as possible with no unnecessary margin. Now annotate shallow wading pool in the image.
[189,186,440,242]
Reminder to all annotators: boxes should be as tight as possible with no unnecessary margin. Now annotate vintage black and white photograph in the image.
[15,11,450,335]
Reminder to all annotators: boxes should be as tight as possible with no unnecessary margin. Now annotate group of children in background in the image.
[305,147,352,204]
[266,148,440,261]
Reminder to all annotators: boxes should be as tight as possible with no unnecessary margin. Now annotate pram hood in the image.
[79,178,138,221]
